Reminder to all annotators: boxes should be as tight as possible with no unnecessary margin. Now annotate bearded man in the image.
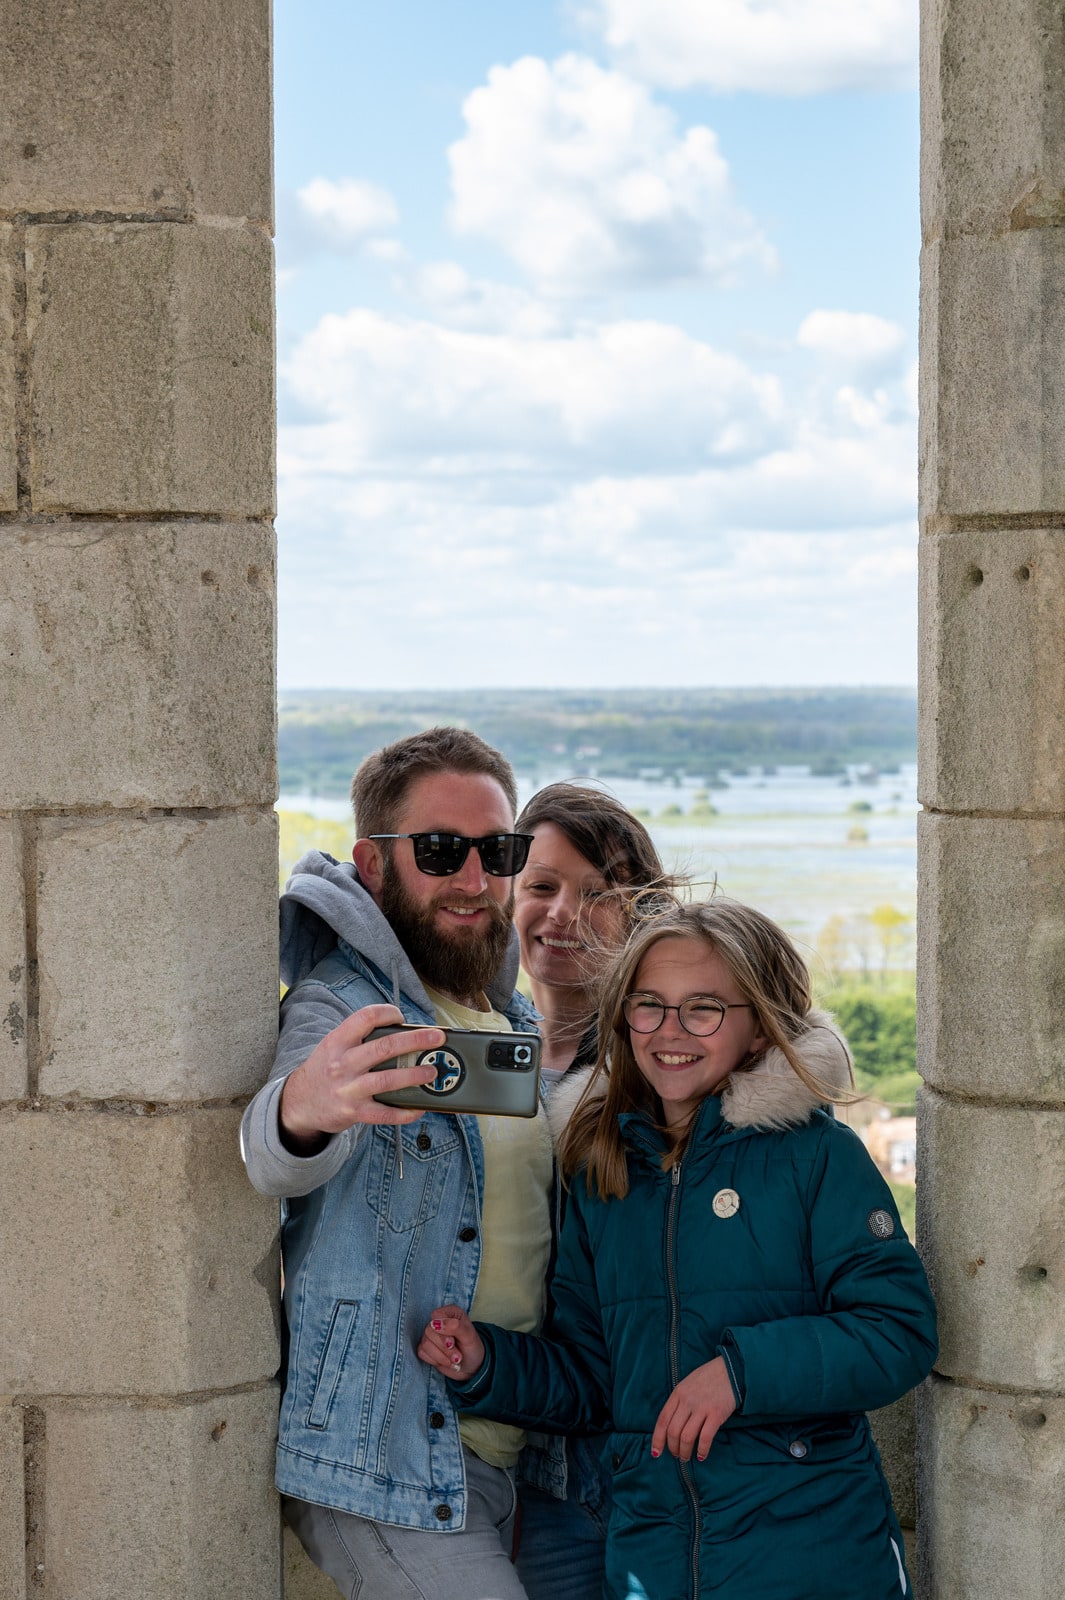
[242,728,555,1600]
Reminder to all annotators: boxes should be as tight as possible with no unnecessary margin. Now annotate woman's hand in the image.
[651,1355,737,1462]
[417,1305,486,1380]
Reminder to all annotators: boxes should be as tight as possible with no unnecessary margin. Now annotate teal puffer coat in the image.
[455,1025,937,1600]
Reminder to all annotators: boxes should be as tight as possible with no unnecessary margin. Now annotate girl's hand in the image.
[417,1305,486,1380]
[651,1355,737,1462]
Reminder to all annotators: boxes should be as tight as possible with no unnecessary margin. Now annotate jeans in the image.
[514,1485,608,1600]
[284,1448,529,1600]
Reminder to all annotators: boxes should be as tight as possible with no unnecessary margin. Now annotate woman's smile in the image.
[515,822,623,990]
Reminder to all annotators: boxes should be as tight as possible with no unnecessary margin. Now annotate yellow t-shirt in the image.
[423,985,554,1469]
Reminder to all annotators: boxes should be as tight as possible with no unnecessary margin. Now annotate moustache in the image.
[431,891,513,925]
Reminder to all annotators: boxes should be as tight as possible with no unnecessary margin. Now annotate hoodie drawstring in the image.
[391,958,405,1180]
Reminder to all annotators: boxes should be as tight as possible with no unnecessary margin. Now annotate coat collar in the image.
[719,1010,851,1130]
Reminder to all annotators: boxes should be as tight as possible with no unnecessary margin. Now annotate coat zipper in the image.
[666,1159,701,1600]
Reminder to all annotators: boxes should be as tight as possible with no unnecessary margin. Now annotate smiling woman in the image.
[514,783,675,1077]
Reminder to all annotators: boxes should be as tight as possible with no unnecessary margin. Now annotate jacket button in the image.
[417,1133,432,1151]
[435,1504,452,1521]
[429,1412,446,1429]
[459,1227,477,1242]
[788,1440,808,1459]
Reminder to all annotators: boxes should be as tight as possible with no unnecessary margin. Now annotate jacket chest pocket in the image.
[365,1122,462,1232]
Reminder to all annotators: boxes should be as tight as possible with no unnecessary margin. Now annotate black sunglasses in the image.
[369,832,534,878]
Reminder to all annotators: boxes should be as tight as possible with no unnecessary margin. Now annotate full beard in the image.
[380,859,514,1005]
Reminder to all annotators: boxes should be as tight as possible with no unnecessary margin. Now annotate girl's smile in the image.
[628,936,766,1135]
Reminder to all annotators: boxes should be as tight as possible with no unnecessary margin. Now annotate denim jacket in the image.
[240,851,563,1530]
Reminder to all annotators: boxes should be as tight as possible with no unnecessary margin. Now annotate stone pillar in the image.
[0,5,282,1596]
[919,1,1065,1594]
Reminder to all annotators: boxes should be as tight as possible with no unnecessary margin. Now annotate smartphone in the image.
[368,1025,542,1117]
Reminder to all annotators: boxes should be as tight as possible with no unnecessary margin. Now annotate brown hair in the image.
[350,727,518,839]
[516,782,670,891]
[560,898,845,1199]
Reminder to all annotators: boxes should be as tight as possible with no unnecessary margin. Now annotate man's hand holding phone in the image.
[279,1005,445,1154]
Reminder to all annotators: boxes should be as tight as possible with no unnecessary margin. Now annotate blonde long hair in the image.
[559,898,845,1199]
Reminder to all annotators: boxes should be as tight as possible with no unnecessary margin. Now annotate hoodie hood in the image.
[543,1009,853,1142]
[279,848,522,1014]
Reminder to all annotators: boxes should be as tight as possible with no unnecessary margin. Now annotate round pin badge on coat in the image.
[712,1188,740,1219]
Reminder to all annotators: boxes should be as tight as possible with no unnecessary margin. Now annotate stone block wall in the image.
[919,0,1065,1593]
[0,3,281,1595]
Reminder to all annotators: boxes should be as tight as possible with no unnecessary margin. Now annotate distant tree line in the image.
[278,687,917,797]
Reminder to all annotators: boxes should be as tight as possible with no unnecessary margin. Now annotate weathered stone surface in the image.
[37,811,278,1100]
[918,1092,1065,1392]
[26,222,274,516]
[0,522,276,809]
[0,819,27,1101]
[918,1377,1065,1599]
[0,225,15,513]
[869,1392,917,1528]
[42,1387,281,1600]
[922,0,1065,239]
[283,1526,342,1600]
[919,234,1065,517]
[0,1108,279,1395]
[918,813,1065,1102]
[918,528,1065,812]
[0,0,271,221]
[0,1404,25,1600]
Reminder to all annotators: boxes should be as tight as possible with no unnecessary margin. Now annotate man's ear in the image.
[353,837,385,899]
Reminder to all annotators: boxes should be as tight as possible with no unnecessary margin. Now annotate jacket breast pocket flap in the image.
[730,1419,867,1466]
[366,1121,462,1232]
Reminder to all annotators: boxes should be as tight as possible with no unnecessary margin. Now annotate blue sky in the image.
[274,0,919,690]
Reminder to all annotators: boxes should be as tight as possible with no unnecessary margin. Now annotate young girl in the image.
[419,900,937,1600]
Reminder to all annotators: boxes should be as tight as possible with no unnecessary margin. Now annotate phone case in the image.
[368,1025,542,1117]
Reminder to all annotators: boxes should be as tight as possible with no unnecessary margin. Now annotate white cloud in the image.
[276,302,917,687]
[395,260,564,337]
[581,0,918,95]
[282,310,786,476]
[277,489,917,687]
[279,177,400,264]
[298,177,399,241]
[448,54,774,294]
[367,237,408,263]
[797,310,907,381]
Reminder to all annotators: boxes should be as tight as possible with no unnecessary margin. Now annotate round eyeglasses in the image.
[622,994,754,1037]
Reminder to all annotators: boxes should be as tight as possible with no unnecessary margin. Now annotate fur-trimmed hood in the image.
[543,1008,852,1145]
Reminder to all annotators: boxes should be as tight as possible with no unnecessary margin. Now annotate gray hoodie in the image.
[240,849,527,1198]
